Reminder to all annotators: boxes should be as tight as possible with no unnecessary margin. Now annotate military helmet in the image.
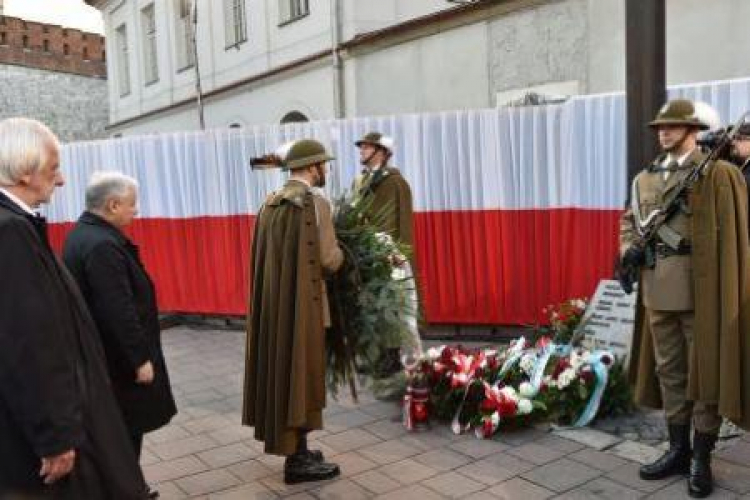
[355,131,395,153]
[278,139,335,170]
[649,99,709,130]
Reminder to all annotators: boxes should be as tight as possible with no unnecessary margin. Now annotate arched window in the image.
[280,111,309,124]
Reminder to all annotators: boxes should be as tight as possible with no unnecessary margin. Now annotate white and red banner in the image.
[45,77,750,325]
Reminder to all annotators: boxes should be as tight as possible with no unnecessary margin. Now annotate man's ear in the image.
[106,197,120,213]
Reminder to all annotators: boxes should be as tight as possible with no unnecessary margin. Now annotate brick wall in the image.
[0,15,106,78]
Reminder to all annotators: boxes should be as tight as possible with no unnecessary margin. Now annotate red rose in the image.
[486,356,499,371]
[482,418,495,438]
[579,369,594,384]
[440,347,454,364]
[479,398,497,414]
[496,395,517,417]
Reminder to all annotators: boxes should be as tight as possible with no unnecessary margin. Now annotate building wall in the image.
[0,64,108,142]
[0,15,105,77]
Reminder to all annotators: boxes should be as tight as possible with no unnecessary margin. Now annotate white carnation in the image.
[426,346,444,361]
[557,368,576,389]
[499,386,518,401]
[519,354,536,375]
[517,398,533,415]
[519,382,537,398]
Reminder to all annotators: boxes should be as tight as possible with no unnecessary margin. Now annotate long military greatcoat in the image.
[242,180,343,456]
[0,192,147,499]
[625,157,750,431]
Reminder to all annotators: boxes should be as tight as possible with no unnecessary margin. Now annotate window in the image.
[43,39,49,52]
[83,46,89,60]
[22,35,28,48]
[224,0,247,48]
[116,24,131,96]
[280,111,309,124]
[141,4,159,83]
[175,0,195,70]
[0,32,6,45]
[63,43,69,55]
[279,0,309,24]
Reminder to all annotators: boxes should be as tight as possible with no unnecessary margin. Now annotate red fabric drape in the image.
[49,208,619,324]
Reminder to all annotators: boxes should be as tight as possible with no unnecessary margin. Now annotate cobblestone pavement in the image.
[144,327,750,499]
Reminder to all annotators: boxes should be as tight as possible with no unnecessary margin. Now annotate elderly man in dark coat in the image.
[243,139,344,485]
[63,171,177,498]
[0,118,147,499]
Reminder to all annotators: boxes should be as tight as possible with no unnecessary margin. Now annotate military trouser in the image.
[648,309,722,433]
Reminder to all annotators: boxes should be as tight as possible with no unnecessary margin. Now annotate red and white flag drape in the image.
[44,77,750,325]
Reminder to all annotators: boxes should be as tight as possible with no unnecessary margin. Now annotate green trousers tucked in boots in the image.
[688,432,717,498]
[639,424,692,480]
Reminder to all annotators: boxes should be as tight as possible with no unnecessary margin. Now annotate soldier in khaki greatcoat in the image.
[621,99,750,498]
[243,139,344,485]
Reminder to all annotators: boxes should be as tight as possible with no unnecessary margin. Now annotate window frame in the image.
[141,3,159,85]
[224,0,248,50]
[116,24,131,97]
[278,0,310,27]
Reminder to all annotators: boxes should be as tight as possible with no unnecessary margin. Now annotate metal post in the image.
[192,0,205,130]
[625,0,666,186]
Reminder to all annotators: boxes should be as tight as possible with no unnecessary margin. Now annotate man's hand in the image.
[40,449,76,484]
[136,360,154,385]
[621,245,645,268]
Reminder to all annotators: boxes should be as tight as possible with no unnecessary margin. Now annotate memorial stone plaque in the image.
[579,280,638,364]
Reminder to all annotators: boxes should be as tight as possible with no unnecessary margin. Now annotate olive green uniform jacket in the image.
[625,158,750,430]
[242,180,343,455]
[356,166,414,248]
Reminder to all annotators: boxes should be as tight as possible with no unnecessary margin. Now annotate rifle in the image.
[617,111,750,294]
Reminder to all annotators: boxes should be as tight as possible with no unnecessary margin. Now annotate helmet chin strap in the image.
[360,148,378,167]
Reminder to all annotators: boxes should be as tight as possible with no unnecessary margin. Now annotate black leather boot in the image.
[639,424,692,480]
[283,452,340,484]
[688,432,716,498]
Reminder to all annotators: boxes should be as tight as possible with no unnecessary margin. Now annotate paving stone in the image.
[605,463,681,493]
[646,481,736,499]
[568,448,629,472]
[147,425,192,445]
[352,470,403,494]
[321,429,382,453]
[422,470,486,498]
[399,432,452,451]
[521,458,602,492]
[328,451,379,476]
[140,448,161,466]
[713,458,750,494]
[226,459,275,482]
[144,455,209,484]
[462,492,497,500]
[207,482,278,499]
[174,469,241,496]
[552,427,623,450]
[608,440,663,465]
[314,479,373,500]
[260,474,330,496]
[555,477,643,499]
[717,439,750,467]
[449,437,509,459]
[533,434,587,453]
[151,434,221,460]
[506,442,566,465]
[197,442,260,468]
[455,455,530,486]
[487,477,555,499]
[413,448,473,472]
[182,414,236,435]
[381,458,438,484]
[149,481,187,500]
[207,425,256,445]
[359,439,422,464]
[362,419,409,440]
[495,427,547,446]
[324,410,380,433]
[359,400,402,419]
[374,483,447,500]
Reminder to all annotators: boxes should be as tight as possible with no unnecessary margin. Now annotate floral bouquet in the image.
[325,192,417,400]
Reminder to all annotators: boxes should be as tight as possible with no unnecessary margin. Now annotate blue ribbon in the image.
[573,351,610,427]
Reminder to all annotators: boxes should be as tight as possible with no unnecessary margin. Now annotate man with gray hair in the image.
[0,119,147,498]
[64,171,177,500]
